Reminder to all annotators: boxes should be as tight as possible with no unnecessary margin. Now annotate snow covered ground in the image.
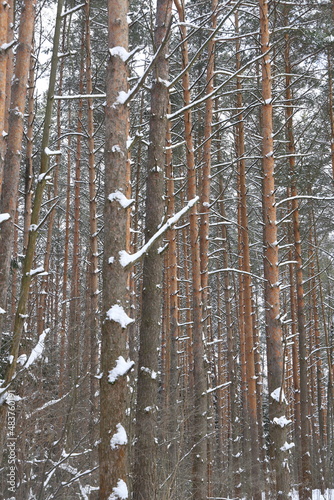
[290,491,334,500]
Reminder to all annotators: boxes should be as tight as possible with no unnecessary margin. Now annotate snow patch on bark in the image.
[108,190,134,208]
[108,356,135,384]
[110,423,128,449]
[109,46,131,62]
[270,387,287,403]
[280,441,295,452]
[108,479,128,499]
[0,213,10,223]
[273,415,292,427]
[106,305,134,328]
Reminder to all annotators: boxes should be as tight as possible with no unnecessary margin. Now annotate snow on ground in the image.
[290,491,334,500]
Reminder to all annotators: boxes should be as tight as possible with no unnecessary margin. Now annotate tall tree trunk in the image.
[0,0,63,458]
[173,2,208,497]
[328,50,334,181]
[59,109,71,398]
[164,112,180,498]
[68,36,84,390]
[258,0,291,497]
[99,0,132,497]
[133,1,172,498]
[0,0,10,192]
[284,23,311,498]
[84,0,99,437]
[0,0,36,341]
[219,174,241,498]
[235,11,261,498]
[23,51,36,253]
[199,0,217,343]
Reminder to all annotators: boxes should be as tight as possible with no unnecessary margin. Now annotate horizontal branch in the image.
[276,195,334,207]
[53,93,106,100]
[208,267,267,282]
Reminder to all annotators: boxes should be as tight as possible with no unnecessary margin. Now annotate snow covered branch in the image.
[118,196,199,269]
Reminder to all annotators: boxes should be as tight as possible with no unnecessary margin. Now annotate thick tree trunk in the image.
[0,0,9,192]
[133,1,172,498]
[0,0,36,340]
[99,0,132,498]
[258,0,291,497]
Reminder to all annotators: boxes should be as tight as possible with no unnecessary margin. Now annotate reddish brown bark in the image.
[0,0,9,191]
[259,0,291,496]
[0,0,36,338]
[99,0,131,495]
[173,2,207,497]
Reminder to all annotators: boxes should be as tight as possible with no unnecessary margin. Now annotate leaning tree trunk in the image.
[258,0,291,497]
[132,1,172,498]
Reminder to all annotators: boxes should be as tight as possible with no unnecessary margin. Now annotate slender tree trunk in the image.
[133,1,172,498]
[308,227,325,491]
[199,0,217,341]
[235,11,261,498]
[23,51,36,253]
[84,0,99,436]
[59,109,71,398]
[164,112,180,498]
[288,237,301,484]
[258,0,291,497]
[68,35,84,391]
[173,2,207,497]
[219,175,241,498]
[99,0,132,497]
[328,50,334,181]
[284,24,311,498]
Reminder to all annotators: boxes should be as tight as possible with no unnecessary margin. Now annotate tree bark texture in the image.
[133,1,172,498]
[99,0,132,498]
[0,0,36,340]
[259,0,291,497]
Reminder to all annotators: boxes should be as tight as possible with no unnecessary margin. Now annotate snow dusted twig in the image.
[24,329,48,369]
[169,0,241,90]
[167,47,272,121]
[208,267,267,282]
[205,381,232,394]
[53,93,106,100]
[29,200,59,233]
[119,196,199,270]
[121,17,173,107]
[276,194,334,207]
[61,2,85,17]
